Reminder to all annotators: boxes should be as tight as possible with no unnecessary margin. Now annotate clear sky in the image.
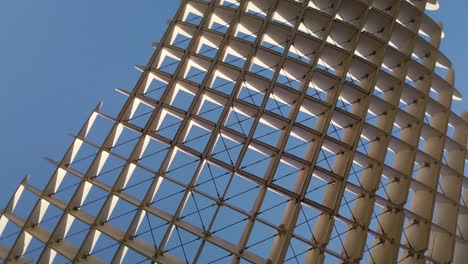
[0,0,467,207]
[0,0,179,204]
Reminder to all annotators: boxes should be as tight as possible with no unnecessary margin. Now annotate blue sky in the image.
[0,0,467,207]
[0,1,179,203]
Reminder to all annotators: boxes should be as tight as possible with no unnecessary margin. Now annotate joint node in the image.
[203,231,211,238]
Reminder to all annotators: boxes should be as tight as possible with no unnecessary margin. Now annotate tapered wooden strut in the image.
[1,0,468,263]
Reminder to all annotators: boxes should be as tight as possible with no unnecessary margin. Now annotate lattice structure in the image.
[1,0,468,263]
